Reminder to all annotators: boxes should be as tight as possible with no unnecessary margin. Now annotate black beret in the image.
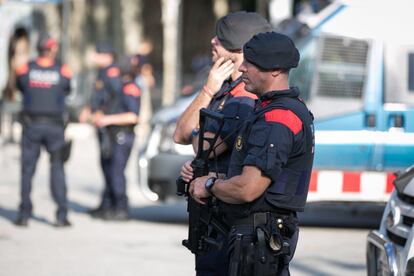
[216,11,272,51]
[243,32,300,70]
[96,43,114,54]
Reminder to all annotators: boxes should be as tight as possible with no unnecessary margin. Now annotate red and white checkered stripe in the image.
[307,170,396,202]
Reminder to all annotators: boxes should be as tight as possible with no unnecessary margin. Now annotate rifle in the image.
[176,108,230,255]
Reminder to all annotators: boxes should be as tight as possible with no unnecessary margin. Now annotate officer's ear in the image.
[270,69,282,78]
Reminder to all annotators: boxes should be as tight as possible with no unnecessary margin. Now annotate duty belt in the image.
[22,114,64,125]
[107,125,135,134]
[227,210,295,227]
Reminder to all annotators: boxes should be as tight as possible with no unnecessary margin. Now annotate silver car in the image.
[367,166,414,276]
[137,94,196,202]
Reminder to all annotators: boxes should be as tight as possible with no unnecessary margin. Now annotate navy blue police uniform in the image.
[90,64,123,213]
[219,32,315,276]
[223,87,314,275]
[15,57,72,224]
[196,78,257,276]
[102,80,141,216]
[191,11,273,276]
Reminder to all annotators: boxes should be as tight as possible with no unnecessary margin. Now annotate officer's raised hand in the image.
[204,57,234,96]
[189,175,210,205]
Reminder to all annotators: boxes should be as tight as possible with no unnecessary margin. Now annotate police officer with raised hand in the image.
[14,33,72,227]
[78,44,125,219]
[175,11,272,276]
[190,32,315,275]
[91,55,141,221]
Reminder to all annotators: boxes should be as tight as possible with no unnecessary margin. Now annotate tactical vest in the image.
[206,78,256,174]
[22,60,67,116]
[223,90,315,217]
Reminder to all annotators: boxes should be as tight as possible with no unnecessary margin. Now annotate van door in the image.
[375,45,414,171]
[292,34,376,170]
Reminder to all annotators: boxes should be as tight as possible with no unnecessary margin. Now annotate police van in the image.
[291,0,414,203]
[137,0,414,203]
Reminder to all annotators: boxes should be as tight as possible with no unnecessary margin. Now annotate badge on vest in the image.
[235,135,243,151]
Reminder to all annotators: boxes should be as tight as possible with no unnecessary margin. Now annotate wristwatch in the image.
[191,128,200,137]
[205,177,217,194]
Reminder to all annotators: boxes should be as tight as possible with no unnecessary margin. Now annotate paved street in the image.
[0,124,382,276]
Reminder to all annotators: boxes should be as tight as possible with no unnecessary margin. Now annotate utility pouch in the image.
[228,229,255,276]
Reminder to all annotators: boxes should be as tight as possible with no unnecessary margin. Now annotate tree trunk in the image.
[120,0,143,55]
[161,0,182,106]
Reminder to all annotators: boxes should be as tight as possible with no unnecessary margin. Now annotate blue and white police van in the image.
[138,0,414,204]
[292,0,414,203]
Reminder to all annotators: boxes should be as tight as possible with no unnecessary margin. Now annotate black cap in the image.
[96,43,114,54]
[216,11,272,51]
[243,32,300,70]
[37,33,57,51]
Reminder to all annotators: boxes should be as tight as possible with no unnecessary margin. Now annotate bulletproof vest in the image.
[259,96,315,212]
[104,88,123,115]
[22,60,66,116]
[206,78,249,174]
[223,91,315,217]
[96,66,123,115]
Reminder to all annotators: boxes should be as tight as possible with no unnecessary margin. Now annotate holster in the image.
[100,127,113,159]
[227,212,297,276]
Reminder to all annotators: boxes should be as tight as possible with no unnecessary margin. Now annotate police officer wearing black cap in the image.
[78,43,124,219]
[175,11,272,276]
[14,33,72,227]
[91,55,141,220]
[190,32,315,275]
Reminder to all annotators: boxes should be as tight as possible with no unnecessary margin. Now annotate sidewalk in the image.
[0,124,194,276]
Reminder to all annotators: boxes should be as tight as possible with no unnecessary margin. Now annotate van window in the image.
[409,53,414,91]
[299,34,368,119]
[316,36,368,98]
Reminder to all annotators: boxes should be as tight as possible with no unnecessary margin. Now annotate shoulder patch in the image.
[15,64,29,76]
[230,82,257,100]
[123,83,141,97]
[107,67,120,78]
[60,64,72,78]
[264,109,302,135]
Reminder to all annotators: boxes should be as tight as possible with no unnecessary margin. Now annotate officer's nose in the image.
[211,36,218,46]
[239,61,247,73]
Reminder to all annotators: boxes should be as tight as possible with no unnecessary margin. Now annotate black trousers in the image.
[98,129,135,211]
[196,233,229,276]
[20,122,67,220]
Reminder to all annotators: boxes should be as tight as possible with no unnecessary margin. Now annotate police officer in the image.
[79,44,126,219]
[190,32,315,275]
[175,12,272,276]
[91,55,140,220]
[14,34,72,227]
